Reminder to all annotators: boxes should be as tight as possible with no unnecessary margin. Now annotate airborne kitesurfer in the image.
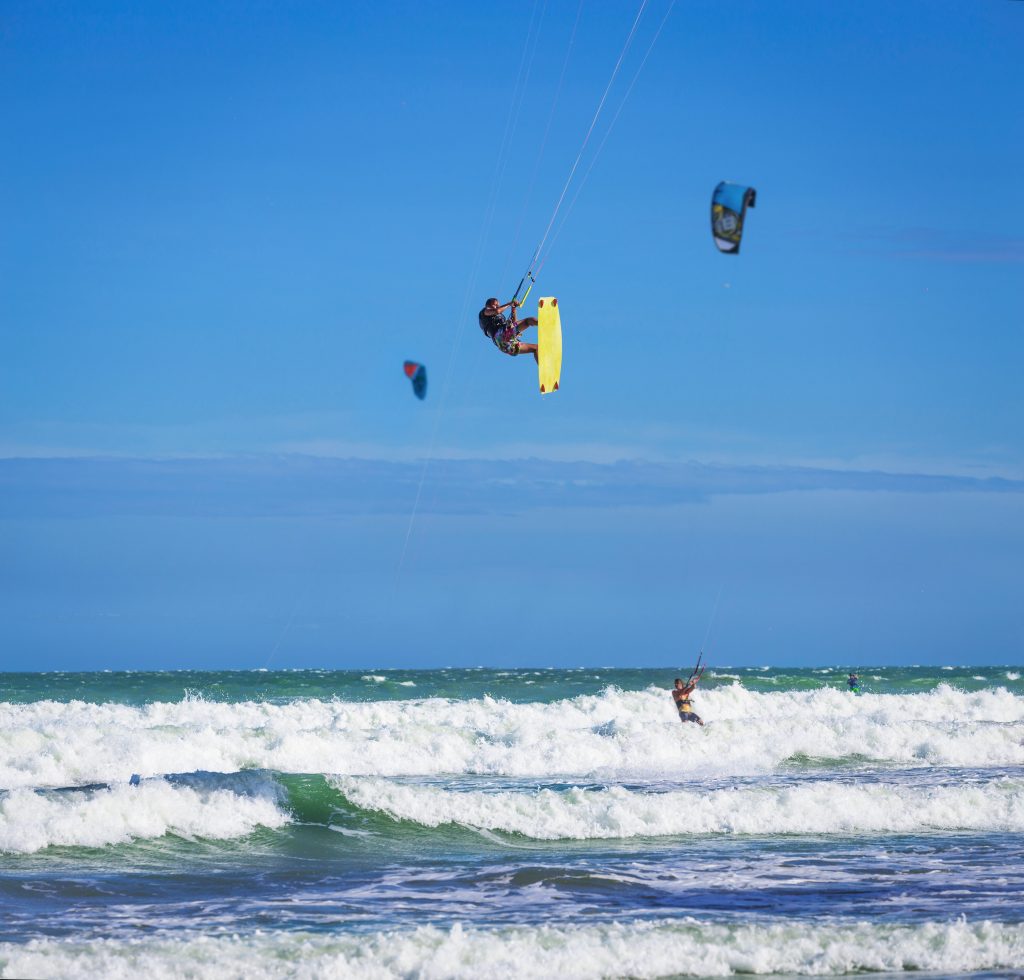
[478,298,538,362]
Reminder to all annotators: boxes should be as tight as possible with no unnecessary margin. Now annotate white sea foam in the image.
[1,685,1023,789]
[0,779,288,854]
[361,675,386,683]
[1,918,1022,979]
[1007,671,1021,681]
[331,775,1024,839]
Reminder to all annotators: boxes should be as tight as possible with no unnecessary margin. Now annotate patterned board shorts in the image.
[496,327,521,356]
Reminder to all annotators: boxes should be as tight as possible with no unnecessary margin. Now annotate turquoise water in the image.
[3,663,1021,704]
[2,666,1023,978]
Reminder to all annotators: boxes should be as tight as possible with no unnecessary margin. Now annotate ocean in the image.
[1,666,1023,979]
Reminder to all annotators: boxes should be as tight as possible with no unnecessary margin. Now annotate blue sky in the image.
[1,0,1021,669]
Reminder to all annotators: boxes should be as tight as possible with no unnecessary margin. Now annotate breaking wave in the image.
[7,764,1024,854]
[0,772,288,854]
[332,774,1024,839]
[2,684,1022,790]
[1,918,1022,979]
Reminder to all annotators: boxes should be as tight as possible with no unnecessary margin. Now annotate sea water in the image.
[1,666,1023,978]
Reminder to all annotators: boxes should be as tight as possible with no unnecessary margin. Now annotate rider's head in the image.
[485,297,499,309]
[674,678,684,688]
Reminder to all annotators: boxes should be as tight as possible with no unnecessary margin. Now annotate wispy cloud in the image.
[839,225,1024,263]
[9,415,1018,482]
[2,455,1021,520]
[0,414,764,466]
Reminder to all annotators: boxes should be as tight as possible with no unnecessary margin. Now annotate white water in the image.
[5,764,1024,853]
[2,685,1022,790]
[2,918,1022,979]
[0,779,288,854]
[333,774,1024,839]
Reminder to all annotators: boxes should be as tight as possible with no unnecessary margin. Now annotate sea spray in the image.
[2,918,1023,979]
[2,685,1023,789]
[0,775,289,854]
[330,774,1024,839]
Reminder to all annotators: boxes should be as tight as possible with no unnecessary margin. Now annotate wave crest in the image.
[1,918,1022,979]
[1,685,1022,788]
[330,775,1024,840]
[0,774,288,854]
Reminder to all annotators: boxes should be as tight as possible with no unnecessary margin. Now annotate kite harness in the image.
[478,300,526,356]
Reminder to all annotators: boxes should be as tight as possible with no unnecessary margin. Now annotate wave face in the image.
[330,774,1024,840]
[2,683,1023,790]
[6,768,1024,855]
[2,919,1023,979]
[0,772,288,855]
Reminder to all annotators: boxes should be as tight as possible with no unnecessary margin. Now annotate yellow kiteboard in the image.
[537,296,562,394]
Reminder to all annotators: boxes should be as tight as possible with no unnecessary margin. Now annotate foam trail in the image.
[0,780,288,854]
[2,685,1023,788]
[1,918,1022,979]
[332,775,1024,839]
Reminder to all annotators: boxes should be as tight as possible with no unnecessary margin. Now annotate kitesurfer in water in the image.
[478,298,538,361]
[672,676,704,726]
[847,672,860,692]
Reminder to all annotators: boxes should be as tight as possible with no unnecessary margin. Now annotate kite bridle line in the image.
[390,0,544,597]
[500,0,584,299]
[681,585,723,686]
[537,0,677,271]
[510,0,651,308]
[702,585,722,653]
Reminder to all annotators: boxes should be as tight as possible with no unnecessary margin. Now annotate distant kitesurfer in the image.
[478,298,538,362]
[847,672,860,692]
[672,676,704,726]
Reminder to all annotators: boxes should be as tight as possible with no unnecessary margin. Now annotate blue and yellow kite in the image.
[711,182,757,254]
